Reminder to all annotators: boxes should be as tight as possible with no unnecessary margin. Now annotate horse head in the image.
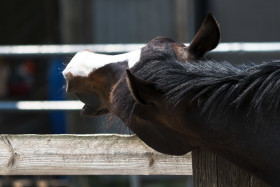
[62,12,220,155]
[62,12,219,117]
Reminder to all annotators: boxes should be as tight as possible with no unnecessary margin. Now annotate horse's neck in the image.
[192,111,280,183]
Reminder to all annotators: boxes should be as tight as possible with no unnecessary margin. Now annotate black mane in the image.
[147,59,280,118]
[112,43,280,125]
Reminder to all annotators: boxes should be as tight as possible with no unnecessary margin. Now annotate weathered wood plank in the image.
[192,149,218,187]
[192,149,270,187]
[0,134,192,175]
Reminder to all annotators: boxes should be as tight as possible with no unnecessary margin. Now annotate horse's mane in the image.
[112,43,280,125]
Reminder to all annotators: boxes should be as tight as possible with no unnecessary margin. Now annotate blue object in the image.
[48,58,66,133]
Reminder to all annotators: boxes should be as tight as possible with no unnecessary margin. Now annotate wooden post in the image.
[192,149,269,187]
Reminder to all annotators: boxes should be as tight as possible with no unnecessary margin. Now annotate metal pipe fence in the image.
[1,42,280,56]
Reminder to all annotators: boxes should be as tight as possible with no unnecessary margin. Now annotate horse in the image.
[110,32,280,187]
[62,12,280,185]
[62,12,220,118]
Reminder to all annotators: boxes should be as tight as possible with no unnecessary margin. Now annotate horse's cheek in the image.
[133,104,157,121]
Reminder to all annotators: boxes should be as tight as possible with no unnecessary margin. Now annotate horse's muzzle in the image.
[75,93,108,116]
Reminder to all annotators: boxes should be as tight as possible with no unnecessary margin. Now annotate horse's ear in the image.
[188,12,220,58]
[126,69,159,105]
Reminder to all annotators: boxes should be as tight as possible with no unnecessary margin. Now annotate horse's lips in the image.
[82,105,95,115]
[82,105,108,116]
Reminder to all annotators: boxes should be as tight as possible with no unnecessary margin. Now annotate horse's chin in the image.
[81,105,108,116]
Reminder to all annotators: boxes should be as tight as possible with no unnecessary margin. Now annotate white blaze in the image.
[63,49,141,78]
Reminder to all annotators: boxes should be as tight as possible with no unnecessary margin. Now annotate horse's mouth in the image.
[82,105,108,116]
[74,93,108,116]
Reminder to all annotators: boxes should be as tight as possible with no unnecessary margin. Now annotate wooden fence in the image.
[0,134,270,186]
[0,134,192,175]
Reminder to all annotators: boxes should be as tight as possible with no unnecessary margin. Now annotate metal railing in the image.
[1,42,280,56]
[0,101,83,111]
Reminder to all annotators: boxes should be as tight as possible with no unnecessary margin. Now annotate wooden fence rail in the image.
[0,134,192,175]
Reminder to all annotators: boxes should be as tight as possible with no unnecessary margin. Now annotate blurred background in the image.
[0,0,280,186]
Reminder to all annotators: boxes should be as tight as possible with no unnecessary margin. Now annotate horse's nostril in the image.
[64,72,74,81]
